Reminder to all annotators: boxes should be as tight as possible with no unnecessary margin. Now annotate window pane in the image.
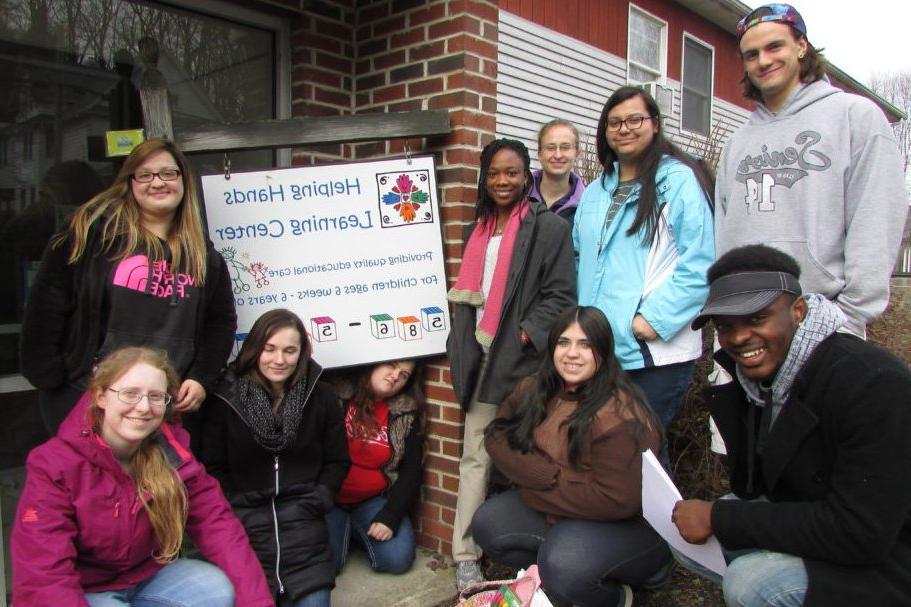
[0,0,277,383]
[629,64,657,84]
[682,38,712,134]
[629,11,662,72]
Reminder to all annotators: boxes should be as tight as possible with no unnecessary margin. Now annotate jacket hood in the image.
[214,358,325,421]
[530,169,586,212]
[750,79,840,123]
[57,391,192,473]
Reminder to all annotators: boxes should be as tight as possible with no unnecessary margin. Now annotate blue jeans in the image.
[279,587,332,607]
[84,558,234,606]
[675,547,807,607]
[628,360,696,430]
[472,490,672,607]
[326,495,416,574]
[672,496,808,607]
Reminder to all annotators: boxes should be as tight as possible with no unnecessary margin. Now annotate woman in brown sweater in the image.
[472,306,673,607]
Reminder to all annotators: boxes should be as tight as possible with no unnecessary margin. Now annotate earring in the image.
[798,50,806,59]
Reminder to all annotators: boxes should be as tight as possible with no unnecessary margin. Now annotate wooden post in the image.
[136,36,173,140]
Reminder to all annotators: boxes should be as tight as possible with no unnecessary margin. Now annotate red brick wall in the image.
[282,0,500,557]
[352,0,499,558]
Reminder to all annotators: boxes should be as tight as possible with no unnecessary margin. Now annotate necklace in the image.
[597,180,638,255]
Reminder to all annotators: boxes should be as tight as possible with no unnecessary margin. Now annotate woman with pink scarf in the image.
[446,138,576,591]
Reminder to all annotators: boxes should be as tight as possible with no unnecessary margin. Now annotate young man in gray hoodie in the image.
[715,3,908,337]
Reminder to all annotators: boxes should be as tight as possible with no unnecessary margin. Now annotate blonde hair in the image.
[57,139,209,284]
[89,347,188,563]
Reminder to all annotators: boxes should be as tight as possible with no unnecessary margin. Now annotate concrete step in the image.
[332,547,456,607]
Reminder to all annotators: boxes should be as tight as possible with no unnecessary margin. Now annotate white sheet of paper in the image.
[641,449,727,576]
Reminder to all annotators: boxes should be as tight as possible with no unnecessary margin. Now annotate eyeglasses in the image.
[132,168,181,183]
[107,387,172,408]
[606,116,656,131]
[541,143,576,153]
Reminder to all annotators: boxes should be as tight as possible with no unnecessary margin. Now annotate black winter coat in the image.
[201,362,350,601]
[447,201,576,408]
[708,334,911,607]
[20,228,236,392]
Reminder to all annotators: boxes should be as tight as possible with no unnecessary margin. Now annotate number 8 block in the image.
[370,313,395,339]
[396,315,422,341]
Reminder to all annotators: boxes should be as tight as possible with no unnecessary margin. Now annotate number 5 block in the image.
[421,306,447,332]
[310,316,337,342]
[396,315,422,341]
[370,313,395,340]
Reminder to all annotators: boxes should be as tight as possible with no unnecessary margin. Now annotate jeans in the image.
[472,490,672,607]
[326,495,416,574]
[672,495,808,607]
[628,360,696,430]
[279,587,332,607]
[84,558,234,606]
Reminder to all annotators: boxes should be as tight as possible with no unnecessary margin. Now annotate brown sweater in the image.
[485,379,660,521]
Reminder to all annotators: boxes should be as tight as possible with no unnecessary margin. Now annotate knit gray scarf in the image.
[738,294,846,411]
[237,373,310,453]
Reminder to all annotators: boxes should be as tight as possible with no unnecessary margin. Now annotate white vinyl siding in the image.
[496,11,750,168]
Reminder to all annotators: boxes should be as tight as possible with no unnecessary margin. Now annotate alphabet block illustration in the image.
[310,316,337,342]
[370,313,395,339]
[396,315,422,341]
[421,306,446,332]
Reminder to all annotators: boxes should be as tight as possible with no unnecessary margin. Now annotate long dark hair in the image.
[347,360,427,439]
[55,138,210,283]
[595,86,715,246]
[232,308,311,401]
[475,138,534,222]
[486,306,659,467]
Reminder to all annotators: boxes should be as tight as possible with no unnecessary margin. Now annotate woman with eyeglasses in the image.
[323,360,426,575]
[20,138,236,436]
[529,119,587,224]
[202,308,349,607]
[574,86,715,458]
[11,347,273,606]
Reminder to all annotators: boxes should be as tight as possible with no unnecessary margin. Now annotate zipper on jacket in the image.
[271,454,285,595]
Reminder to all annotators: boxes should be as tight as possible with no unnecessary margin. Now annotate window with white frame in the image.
[628,6,667,84]
[681,35,714,135]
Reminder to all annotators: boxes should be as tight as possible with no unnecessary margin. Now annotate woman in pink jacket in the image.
[12,347,273,607]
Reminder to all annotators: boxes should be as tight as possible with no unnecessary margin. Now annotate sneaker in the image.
[616,583,634,607]
[456,559,484,592]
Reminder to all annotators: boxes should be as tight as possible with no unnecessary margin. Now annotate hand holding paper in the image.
[641,449,727,576]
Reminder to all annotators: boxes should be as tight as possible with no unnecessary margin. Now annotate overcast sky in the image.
[744,0,911,86]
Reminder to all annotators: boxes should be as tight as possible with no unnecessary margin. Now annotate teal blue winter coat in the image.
[573,157,714,370]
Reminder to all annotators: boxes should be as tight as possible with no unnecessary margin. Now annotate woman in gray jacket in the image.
[446,138,576,591]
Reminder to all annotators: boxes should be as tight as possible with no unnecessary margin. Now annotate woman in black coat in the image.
[202,308,349,607]
[446,138,576,590]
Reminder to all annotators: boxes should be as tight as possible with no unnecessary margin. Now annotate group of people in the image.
[13,139,429,605]
[447,4,910,607]
[9,3,911,607]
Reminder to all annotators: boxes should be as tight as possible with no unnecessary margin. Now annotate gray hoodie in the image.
[715,80,908,336]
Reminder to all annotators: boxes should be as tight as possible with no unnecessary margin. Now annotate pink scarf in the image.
[448,200,529,347]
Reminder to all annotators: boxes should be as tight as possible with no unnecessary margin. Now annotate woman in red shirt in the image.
[326,360,426,574]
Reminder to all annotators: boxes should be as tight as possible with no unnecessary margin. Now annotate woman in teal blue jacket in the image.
[574,86,714,442]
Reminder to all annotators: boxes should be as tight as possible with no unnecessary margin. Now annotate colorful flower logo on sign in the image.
[382,173,429,222]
